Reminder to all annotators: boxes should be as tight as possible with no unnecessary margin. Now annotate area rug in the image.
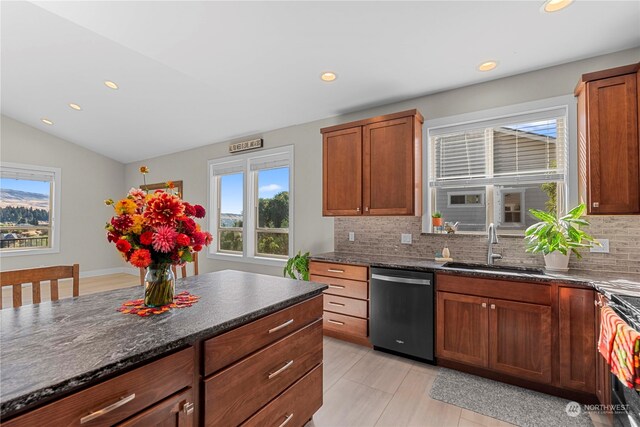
[429,368,593,427]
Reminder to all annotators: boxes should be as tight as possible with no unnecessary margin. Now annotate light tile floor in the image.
[309,337,612,427]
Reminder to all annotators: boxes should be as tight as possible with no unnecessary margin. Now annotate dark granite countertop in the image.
[310,252,640,299]
[0,270,326,418]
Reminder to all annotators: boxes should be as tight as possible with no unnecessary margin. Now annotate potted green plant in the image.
[432,211,443,227]
[524,203,600,272]
[283,251,310,281]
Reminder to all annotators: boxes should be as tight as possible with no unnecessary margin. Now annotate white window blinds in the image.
[430,108,567,187]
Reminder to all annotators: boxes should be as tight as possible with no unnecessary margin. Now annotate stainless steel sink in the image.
[443,262,545,275]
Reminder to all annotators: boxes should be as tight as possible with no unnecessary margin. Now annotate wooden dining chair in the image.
[139,252,199,285]
[0,264,80,309]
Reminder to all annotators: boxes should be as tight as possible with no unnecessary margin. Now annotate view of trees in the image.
[218,191,289,256]
[0,206,49,226]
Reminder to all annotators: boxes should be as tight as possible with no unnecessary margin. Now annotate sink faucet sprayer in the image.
[487,223,503,265]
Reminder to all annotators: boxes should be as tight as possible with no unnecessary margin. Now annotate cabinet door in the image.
[488,299,552,384]
[587,73,639,214]
[595,296,612,406]
[436,292,488,367]
[117,388,194,427]
[558,287,597,393]
[363,117,417,215]
[323,127,363,216]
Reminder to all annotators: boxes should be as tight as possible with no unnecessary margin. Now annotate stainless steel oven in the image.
[609,295,640,426]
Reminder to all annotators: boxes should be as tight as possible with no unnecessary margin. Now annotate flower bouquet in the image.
[105,167,212,307]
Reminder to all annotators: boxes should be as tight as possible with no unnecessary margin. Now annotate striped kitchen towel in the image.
[598,306,624,364]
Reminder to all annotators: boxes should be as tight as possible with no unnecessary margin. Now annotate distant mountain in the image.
[0,188,49,210]
[220,213,242,227]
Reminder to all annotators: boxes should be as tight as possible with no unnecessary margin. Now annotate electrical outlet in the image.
[590,239,610,253]
[348,232,355,242]
[401,233,412,244]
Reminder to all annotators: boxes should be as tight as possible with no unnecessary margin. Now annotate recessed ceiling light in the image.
[104,80,119,90]
[478,61,498,72]
[41,118,54,125]
[69,103,82,111]
[320,72,337,82]
[542,0,573,13]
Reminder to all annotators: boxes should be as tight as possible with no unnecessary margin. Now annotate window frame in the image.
[0,162,61,257]
[207,146,294,266]
[422,96,575,235]
[447,190,485,208]
[497,188,526,228]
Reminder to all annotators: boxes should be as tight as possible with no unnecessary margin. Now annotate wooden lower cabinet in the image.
[595,294,612,406]
[436,292,488,367]
[489,299,552,383]
[117,388,194,427]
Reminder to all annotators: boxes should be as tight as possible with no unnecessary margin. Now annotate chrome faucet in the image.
[487,223,502,265]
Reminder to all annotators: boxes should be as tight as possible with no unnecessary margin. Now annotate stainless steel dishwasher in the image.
[370,267,434,362]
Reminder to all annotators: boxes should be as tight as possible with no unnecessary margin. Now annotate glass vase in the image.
[144,264,175,307]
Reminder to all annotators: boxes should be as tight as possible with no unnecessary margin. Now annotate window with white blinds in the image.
[428,107,567,234]
[0,162,61,255]
[208,146,293,264]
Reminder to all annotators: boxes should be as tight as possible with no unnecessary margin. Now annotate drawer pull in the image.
[183,402,194,415]
[327,269,345,273]
[268,319,294,334]
[80,393,136,424]
[328,319,345,325]
[268,360,294,379]
[329,285,345,289]
[328,301,346,307]
[278,413,294,427]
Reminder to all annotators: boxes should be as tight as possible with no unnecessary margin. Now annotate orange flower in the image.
[114,199,137,215]
[166,181,175,189]
[139,166,149,174]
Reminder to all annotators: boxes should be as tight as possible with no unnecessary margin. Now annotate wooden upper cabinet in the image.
[323,127,363,216]
[321,109,423,216]
[576,63,640,215]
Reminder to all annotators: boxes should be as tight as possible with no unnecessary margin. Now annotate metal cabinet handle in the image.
[268,360,294,379]
[328,302,345,307]
[490,304,496,310]
[481,303,487,308]
[327,269,344,273]
[365,206,369,212]
[268,319,294,334]
[595,299,603,307]
[329,284,345,289]
[356,207,360,213]
[80,393,136,424]
[183,402,194,415]
[278,414,294,427]
[593,202,599,208]
[328,319,345,325]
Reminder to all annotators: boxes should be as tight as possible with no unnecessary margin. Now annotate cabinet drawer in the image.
[323,312,368,337]
[3,347,194,427]
[204,320,323,426]
[311,274,368,300]
[241,364,323,427]
[204,296,322,376]
[437,273,551,305]
[310,261,368,281]
[117,388,194,427]
[323,294,367,318]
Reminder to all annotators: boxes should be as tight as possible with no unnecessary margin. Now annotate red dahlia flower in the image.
[139,231,154,246]
[192,231,206,246]
[183,202,196,217]
[115,239,132,253]
[144,192,185,226]
[194,205,206,218]
[130,249,152,268]
[193,244,203,252]
[111,215,134,232]
[152,225,178,253]
[176,233,191,246]
[178,217,196,234]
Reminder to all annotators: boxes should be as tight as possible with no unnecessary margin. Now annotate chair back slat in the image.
[32,280,41,304]
[1,264,79,309]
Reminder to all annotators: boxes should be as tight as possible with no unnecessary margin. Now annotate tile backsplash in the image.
[334,216,640,274]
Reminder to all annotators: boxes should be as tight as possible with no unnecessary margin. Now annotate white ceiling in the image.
[2,1,639,163]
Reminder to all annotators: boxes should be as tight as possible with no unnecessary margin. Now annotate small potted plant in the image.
[524,203,600,272]
[432,211,443,227]
[284,251,310,281]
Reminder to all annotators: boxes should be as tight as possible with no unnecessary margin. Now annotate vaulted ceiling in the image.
[2,1,639,163]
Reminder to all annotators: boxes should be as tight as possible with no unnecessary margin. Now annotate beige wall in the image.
[1,116,125,273]
[125,47,639,276]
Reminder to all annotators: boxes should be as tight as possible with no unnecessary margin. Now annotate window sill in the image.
[421,232,525,238]
[206,252,286,267]
[0,247,60,257]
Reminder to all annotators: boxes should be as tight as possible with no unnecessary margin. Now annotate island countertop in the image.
[0,270,327,418]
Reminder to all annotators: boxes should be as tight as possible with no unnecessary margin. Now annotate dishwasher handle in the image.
[371,274,431,286]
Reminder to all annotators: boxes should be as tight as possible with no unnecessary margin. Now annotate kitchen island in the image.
[0,270,327,426]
